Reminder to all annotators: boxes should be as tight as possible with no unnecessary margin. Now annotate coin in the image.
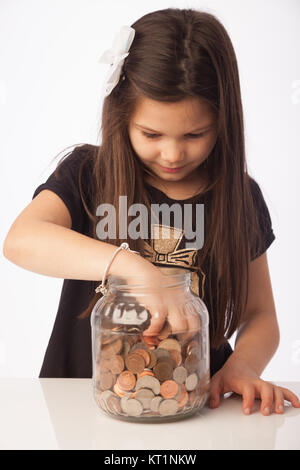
[101,338,123,358]
[154,348,171,360]
[153,360,174,381]
[160,380,179,399]
[109,355,125,374]
[169,349,182,367]
[117,370,136,391]
[185,373,198,391]
[135,389,155,410]
[99,371,114,391]
[120,394,131,413]
[113,381,129,398]
[173,366,188,384]
[158,338,181,353]
[133,348,151,367]
[136,375,161,395]
[158,399,179,416]
[150,396,163,412]
[184,353,199,373]
[148,350,158,369]
[106,394,122,415]
[177,384,189,409]
[97,390,114,412]
[125,352,146,374]
[126,398,143,416]
[137,370,155,379]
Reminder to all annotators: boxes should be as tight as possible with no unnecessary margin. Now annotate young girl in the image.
[3,8,300,416]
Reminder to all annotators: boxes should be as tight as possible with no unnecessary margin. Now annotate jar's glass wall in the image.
[91,267,210,423]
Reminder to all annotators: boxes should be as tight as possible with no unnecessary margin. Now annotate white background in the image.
[1,0,299,380]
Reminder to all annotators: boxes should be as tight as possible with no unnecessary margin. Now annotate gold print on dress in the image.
[141,224,206,299]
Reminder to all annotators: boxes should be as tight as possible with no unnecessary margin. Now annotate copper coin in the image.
[158,338,181,353]
[153,361,174,382]
[109,355,125,374]
[113,382,129,398]
[99,371,114,391]
[101,338,123,358]
[138,370,155,379]
[125,352,146,374]
[184,353,199,373]
[169,349,182,367]
[160,380,179,399]
[133,348,151,367]
[117,370,136,391]
[98,357,111,372]
[148,350,157,369]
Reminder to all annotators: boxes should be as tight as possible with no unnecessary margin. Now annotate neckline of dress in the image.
[144,180,207,202]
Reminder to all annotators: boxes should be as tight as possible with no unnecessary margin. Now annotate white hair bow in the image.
[98,25,135,97]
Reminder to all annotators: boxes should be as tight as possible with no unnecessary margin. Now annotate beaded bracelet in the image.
[94,242,140,295]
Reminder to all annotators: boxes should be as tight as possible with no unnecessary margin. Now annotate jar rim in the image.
[107,267,191,291]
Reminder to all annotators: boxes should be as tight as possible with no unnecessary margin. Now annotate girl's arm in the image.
[209,252,300,415]
[229,252,280,376]
[3,189,184,335]
[2,189,160,283]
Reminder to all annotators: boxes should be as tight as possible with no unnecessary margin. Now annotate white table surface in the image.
[0,379,299,450]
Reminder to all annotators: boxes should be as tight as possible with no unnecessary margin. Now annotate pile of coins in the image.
[94,322,210,420]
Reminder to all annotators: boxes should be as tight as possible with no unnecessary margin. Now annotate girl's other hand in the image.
[209,356,300,415]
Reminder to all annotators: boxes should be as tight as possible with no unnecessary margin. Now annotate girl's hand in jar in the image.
[134,265,200,340]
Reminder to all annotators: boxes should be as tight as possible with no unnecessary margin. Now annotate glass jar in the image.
[90,267,210,423]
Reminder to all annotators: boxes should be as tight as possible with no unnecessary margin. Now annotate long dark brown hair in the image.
[53,8,266,349]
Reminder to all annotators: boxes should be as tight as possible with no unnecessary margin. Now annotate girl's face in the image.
[128,96,218,188]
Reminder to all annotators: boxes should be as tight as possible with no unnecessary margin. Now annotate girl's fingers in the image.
[241,383,256,415]
[277,386,300,408]
[273,386,285,414]
[259,381,274,415]
[142,297,167,336]
[167,300,188,335]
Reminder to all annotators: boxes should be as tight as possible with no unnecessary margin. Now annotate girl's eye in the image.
[142,132,206,139]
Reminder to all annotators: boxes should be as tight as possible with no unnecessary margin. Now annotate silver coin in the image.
[185,373,198,391]
[173,366,188,384]
[126,398,143,416]
[136,375,161,395]
[120,394,131,413]
[150,396,163,412]
[135,389,155,410]
[158,399,179,416]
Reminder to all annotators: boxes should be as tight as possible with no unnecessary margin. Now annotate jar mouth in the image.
[107,267,191,292]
